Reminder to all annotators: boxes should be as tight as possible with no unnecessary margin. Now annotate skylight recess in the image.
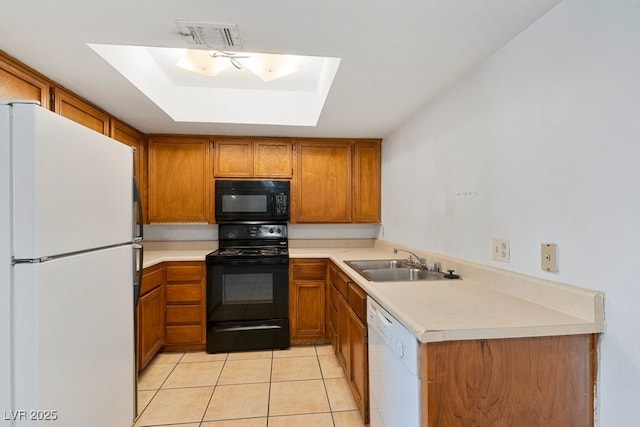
[88,43,340,126]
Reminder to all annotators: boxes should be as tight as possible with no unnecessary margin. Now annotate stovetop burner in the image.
[212,247,288,257]
[207,222,289,260]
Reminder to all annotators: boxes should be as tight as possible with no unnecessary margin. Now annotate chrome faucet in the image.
[429,262,441,273]
[393,248,427,268]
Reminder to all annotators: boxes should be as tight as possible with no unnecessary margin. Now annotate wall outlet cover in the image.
[492,238,510,263]
[541,243,558,272]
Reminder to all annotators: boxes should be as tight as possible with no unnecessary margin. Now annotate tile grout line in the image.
[266,352,273,426]
[317,344,340,427]
[198,352,228,426]
[136,353,185,426]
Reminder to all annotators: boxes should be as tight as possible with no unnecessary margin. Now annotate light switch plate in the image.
[541,243,558,272]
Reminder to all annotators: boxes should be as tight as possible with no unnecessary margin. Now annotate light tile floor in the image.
[134,345,367,427]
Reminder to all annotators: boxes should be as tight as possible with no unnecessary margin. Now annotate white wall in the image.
[381,1,640,425]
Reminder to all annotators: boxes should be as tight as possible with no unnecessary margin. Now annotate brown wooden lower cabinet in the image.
[289,259,328,344]
[421,334,598,426]
[137,264,164,371]
[347,304,368,421]
[163,261,206,351]
[336,290,350,370]
[137,261,207,371]
[328,262,369,424]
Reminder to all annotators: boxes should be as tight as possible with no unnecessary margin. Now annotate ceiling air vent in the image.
[177,20,242,49]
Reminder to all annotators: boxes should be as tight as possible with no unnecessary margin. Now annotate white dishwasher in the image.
[367,297,420,427]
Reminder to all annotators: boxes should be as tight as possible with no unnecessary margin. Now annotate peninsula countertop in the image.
[142,243,605,344]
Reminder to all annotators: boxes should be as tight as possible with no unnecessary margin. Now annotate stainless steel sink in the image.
[344,259,446,282]
[360,268,444,282]
[344,259,412,270]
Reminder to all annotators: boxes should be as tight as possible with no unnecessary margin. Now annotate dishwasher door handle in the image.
[372,304,394,327]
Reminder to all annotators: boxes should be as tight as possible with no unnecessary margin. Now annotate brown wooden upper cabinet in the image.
[111,119,146,223]
[353,140,381,223]
[291,139,381,224]
[293,140,353,223]
[213,138,293,178]
[0,51,50,109]
[52,87,110,135]
[147,136,212,223]
[110,119,144,177]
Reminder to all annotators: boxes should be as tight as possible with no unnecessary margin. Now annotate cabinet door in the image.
[289,259,327,344]
[52,87,110,135]
[348,307,369,424]
[147,136,212,223]
[111,119,146,223]
[336,291,351,373]
[293,140,352,223]
[137,285,163,370]
[327,284,339,351]
[0,52,50,109]
[213,139,253,177]
[423,335,596,427]
[138,264,164,371]
[353,140,381,223]
[254,140,293,178]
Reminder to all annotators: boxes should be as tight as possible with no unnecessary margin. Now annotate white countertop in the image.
[142,244,604,344]
[143,249,212,268]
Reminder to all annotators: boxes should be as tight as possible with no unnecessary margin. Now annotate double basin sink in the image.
[344,259,446,282]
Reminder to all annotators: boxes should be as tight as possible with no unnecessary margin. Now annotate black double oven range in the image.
[206,180,290,353]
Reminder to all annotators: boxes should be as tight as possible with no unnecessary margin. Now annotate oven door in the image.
[207,257,289,323]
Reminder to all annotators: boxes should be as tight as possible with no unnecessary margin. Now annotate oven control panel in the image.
[219,223,288,239]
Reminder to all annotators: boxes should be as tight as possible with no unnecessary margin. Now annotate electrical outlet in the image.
[492,238,510,263]
[541,243,558,272]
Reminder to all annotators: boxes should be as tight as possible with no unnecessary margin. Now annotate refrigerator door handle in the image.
[133,243,143,306]
[133,176,143,242]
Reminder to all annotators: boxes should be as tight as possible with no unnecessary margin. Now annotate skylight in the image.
[88,43,341,126]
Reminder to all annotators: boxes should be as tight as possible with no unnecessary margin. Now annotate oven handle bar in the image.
[216,325,283,332]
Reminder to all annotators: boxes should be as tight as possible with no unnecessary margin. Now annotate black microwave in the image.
[215,180,290,222]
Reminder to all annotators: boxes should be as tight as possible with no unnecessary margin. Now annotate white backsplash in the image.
[144,223,380,241]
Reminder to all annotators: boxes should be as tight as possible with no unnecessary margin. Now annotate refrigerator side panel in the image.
[1,105,14,421]
[12,104,133,259]
[13,245,135,427]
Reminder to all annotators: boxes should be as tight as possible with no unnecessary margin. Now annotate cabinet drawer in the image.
[292,260,326,280]
[166,305,202,324]
[328,300,338,330]
[166,265,203,282]
[348,282,367,323]
[329,284,339,311]
[141,266,164,296]
[330,267,348,298]
[166,284,203,304]
[165,325,203,344]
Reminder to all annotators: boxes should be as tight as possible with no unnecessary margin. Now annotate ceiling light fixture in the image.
[209,50,249,70]
[243,53,299,82]
[175,49,230,76]
[176,49,299,82]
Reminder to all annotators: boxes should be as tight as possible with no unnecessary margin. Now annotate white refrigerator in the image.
[1,100,142,426]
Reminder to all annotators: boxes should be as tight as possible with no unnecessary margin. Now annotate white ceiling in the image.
[0,0,560,138]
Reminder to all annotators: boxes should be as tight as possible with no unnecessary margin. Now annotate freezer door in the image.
[0,104,13,422]
[12,245,135,427]
[11,103,134,259]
